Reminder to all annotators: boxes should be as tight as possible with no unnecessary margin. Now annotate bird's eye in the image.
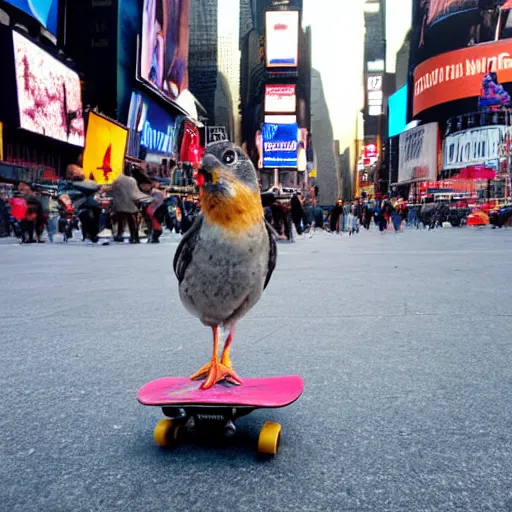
[222,150,237,165]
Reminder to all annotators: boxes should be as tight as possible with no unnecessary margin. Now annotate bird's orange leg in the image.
[220,325,243,385]
[190,326,243,389]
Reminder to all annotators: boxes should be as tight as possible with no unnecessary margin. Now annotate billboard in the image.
[413,39,512,116]
[127,91,179,159]
[4,0,59,36]
[140,0,190,102]
[265,10,299,68]
[410,0,512,71]
[398,123,439,183]
[82,112,128,185]
[427,0,478,26]
[367,74,383,116]
[12,31,84,146]
[388,85,408,138]
[264,85,296,113]
[262,121,298,168]
[443,125,506,169]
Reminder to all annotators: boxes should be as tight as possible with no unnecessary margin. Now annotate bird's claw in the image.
[190,360,243,390]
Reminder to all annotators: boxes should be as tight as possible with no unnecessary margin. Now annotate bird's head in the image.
[195,142,263,233]
[195,142,258,195]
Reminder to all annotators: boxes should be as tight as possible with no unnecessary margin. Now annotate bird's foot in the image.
[190,359,243,390]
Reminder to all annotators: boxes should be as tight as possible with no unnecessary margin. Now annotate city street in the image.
[1,228,512,512]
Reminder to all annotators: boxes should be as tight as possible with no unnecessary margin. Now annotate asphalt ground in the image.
[1,227,512,511]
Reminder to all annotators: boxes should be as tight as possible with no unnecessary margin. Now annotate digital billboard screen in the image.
[264,85,296,113]
[262,121,298,168]
[388,85,408,138]
[413,39,512,116]
[265,10,299,68]
[427,0,477,26]
[4,0,59,36]
[410,0,512,70]
[140,0,190,102]
[127,91,179,159]
[13,31,84,146]
[82,112,128,185]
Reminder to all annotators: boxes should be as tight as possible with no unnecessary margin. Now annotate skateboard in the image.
[137,375,304,455]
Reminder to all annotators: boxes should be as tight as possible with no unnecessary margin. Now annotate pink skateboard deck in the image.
[137,375,304,409]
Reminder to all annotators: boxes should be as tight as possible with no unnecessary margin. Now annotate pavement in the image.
[1,227,512,512]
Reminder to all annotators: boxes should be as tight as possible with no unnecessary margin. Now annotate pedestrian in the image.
[329,199,344,234]
[290,192,305,235]
[110,167,150,243]
[140,179,166,243]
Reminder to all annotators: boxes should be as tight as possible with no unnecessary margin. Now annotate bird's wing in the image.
[173,215,204,284]
[263,219,277,290]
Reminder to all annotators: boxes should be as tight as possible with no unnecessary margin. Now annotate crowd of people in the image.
[4,167,501,245]
[0,163,202,244]
[263,192,411,241]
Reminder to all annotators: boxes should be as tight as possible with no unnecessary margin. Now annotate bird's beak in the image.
[196,153,222,189]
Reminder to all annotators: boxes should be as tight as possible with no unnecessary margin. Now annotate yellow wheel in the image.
[258,421,282,455]
[153,418,177,447]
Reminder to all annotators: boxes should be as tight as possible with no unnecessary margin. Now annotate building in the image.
[217,0,242,144]
[188,0,218,123]
[0,0,85,179]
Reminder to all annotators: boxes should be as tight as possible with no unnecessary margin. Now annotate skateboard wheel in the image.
[258,421,281,455]
[153,419,178,447]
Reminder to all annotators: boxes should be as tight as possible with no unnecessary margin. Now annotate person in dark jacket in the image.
[290,192,305,235]
[329,199,344,234]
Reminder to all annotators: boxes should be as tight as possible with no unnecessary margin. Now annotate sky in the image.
[302,0,412,151]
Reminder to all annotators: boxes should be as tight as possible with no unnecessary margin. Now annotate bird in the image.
[173,141,277,390]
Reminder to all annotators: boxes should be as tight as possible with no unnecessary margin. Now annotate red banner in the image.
[413,39,512,116]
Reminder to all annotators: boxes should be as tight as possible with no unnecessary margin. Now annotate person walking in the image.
[110,168,150,243]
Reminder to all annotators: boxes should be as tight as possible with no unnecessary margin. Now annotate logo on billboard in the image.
[140,120,178,154]
[413,39,512,116]
[262,122,299,168]
[367,76,383,91]
[398,123,439,183]
[443,125,506,170]
[367,75,383,116]
[127,91,179,158]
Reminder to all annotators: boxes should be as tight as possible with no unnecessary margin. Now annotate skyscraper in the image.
[188,0,219,122]
[217,0,242,143]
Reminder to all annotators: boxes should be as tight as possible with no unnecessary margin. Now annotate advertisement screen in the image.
[388,85,408,138]
[5,0,59,36]
[140,0,190,102]
[411,0,512,73]
[264,85,296,113]
[262,121,298,168]
[398,123,439,183]
[265,10,299,68]
[427,0,477,26]
[13,32,84,146]
[413,39,512,116]
[127,91,179,159]
[443,125,506,169]
[82,112,128,185]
